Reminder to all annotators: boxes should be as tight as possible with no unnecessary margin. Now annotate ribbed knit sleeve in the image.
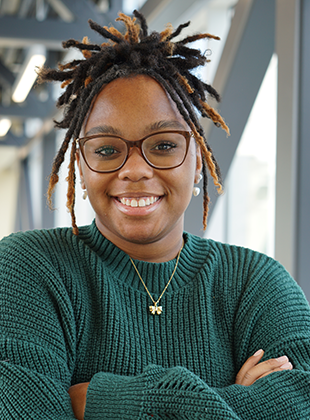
[85,357,310,419]
[0,230,77,419]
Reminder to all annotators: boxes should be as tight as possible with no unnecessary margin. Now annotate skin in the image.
[235,350,293,386]
[76,75,202,263]
[71,75,293,418]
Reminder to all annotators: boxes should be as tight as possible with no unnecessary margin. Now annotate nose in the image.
[117,146,154,181]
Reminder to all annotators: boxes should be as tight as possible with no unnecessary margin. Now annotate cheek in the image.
[82,169,107,197]
[169,152,196,198]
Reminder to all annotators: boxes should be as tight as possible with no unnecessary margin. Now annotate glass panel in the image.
[206,54,277,257]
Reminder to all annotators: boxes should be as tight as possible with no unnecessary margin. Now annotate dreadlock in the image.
[38,10,229,235]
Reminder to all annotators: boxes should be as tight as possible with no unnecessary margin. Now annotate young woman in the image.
[1,11,310,420]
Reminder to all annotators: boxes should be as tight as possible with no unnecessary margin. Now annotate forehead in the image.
[84,75,188,136]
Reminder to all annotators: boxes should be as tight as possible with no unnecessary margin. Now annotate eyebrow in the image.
[147,120,186,131]
[84,120,186,137]
[85,125,122,136]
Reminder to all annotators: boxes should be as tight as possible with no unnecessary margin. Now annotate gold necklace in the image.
[129,243,183,315]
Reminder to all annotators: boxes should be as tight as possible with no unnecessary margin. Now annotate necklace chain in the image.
[129,242,183,315]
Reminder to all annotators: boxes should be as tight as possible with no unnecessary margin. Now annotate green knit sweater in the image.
[1,221,310,419]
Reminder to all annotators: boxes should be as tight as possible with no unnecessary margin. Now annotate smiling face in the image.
[77,75,202,259]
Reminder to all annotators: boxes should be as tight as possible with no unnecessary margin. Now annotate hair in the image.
[38,10,229,235]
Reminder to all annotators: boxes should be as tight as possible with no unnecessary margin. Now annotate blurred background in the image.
[0,0,309,299]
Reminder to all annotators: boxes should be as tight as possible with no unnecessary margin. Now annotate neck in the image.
[95,218,184,263]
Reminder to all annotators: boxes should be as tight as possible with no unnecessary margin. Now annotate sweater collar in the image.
[78,220,210,294]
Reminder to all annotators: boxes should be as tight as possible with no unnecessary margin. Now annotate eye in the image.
[151,141,177,152]
[95,145,121,158]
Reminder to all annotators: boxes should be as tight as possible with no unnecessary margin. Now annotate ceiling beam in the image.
[0,132,27,147]
[0,94,55,119]
[0,16,106,49]
[0,58,55,119]
[0,59,15,87]
[0,0,110,49]
[46,0,75,22]
[19,0,33,17]
[0,1,122,151]
[140,0,216,31]
[60,0,104,20]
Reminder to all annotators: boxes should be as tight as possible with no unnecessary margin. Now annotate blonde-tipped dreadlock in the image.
[38,10,229,235]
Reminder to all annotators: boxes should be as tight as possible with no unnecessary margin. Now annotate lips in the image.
[119,196,160,208]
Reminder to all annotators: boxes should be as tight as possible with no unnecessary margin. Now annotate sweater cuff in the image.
[84,370,148,419]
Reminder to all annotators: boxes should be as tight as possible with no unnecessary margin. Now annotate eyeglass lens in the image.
[82,132,188,172]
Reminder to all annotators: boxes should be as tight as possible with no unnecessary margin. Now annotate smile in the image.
[118,196,160,208]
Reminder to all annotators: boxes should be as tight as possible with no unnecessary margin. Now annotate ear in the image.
[194,145,203,184]
[76,150,86,190]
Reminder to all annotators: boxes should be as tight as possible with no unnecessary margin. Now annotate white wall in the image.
[0,147,20,239]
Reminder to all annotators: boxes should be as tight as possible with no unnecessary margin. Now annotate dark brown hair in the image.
[38,11,229,235]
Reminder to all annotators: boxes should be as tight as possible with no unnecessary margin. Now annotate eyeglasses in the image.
[76,130,192,173]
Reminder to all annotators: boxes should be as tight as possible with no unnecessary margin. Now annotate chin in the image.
[119,228,162,245]
[114,218,171,244]
[96,214,182,246]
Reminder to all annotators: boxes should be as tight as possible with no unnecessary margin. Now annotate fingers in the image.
[245,356,293,386]
[258,363,293,380]
[235,349,264,385]
[235,351,293,386]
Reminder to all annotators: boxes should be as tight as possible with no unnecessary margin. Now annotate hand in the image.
[68,382,90,420]
[235,349,293,386]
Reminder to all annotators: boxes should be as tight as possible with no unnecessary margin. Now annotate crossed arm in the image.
[1,235,309,419]
[69,350,293,419]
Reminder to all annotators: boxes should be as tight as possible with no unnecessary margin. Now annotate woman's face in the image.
[77,75,202,248]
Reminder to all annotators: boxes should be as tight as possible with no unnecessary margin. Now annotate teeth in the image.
[119,196,159,208]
